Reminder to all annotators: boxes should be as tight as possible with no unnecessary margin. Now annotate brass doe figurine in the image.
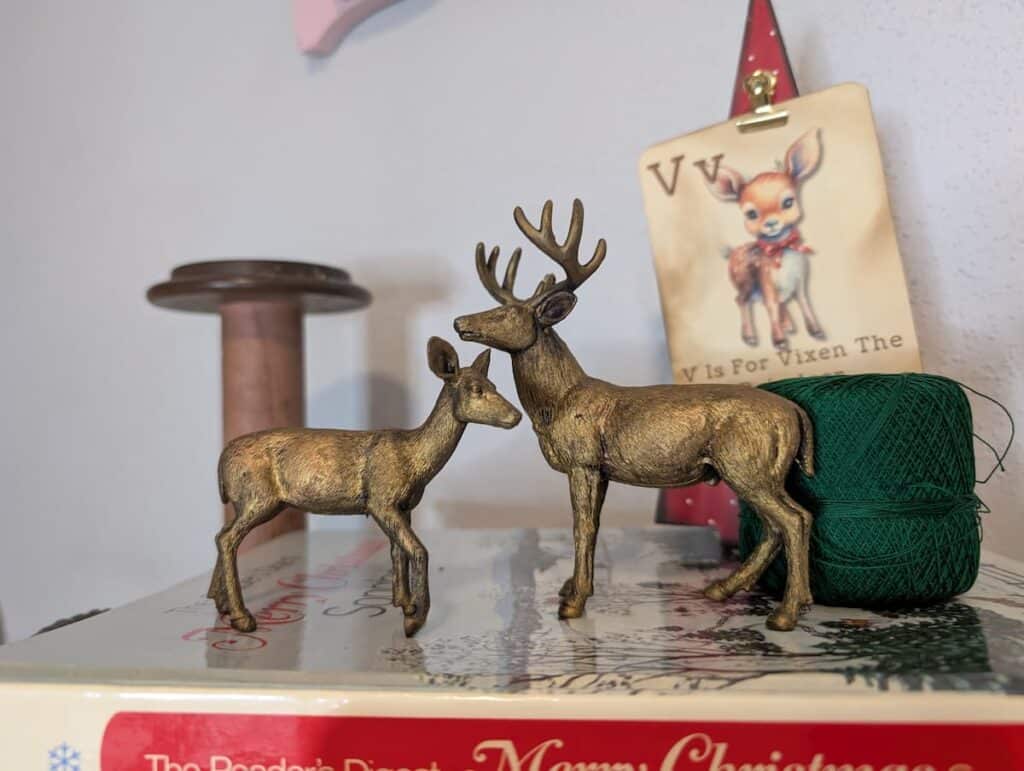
[210,337,521,636]
[455,200,816,631]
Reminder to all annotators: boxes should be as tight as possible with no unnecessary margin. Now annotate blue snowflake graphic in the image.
[49,742,80,771]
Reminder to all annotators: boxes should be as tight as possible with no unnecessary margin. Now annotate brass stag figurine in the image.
[455,200,815,631]
[211,337,521,636]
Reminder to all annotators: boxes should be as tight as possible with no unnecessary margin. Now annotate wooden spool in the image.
[147,259,371,550]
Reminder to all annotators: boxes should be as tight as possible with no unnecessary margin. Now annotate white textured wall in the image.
[0,0,1020,642]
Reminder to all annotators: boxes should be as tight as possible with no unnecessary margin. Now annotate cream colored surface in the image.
[640,84,921,385]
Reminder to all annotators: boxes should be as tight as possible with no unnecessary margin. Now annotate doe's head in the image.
[454,199,605,353]
[427,337,521,429]
[705,128,822,240]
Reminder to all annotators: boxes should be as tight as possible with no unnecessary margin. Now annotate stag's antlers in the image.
[475,199,606,306]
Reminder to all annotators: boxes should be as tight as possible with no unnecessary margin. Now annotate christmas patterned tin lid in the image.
[0,526,1022,695]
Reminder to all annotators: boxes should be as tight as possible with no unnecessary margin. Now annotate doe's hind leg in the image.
[207,550,229,615]
[217,499,285,633]
[207,517,234,614]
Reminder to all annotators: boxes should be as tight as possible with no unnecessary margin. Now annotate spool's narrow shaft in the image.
[220,299,306,550]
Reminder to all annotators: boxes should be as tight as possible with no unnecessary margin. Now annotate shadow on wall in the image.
[306,254,452,532]
[310,253,452,429]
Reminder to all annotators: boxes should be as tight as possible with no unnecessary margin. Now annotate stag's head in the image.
[454,199,606,353]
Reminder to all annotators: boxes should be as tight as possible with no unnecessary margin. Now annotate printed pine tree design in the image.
[380,531,1024,694]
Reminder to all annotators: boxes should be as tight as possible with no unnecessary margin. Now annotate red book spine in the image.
[103,713,1023,770]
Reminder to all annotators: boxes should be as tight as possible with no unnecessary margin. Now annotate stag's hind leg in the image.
[710,421,811,630]
[743,490,811,631]
[780,491,814,607]
[704,517,782,601]
[217,498,285,633]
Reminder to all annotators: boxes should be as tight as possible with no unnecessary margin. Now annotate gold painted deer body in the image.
[455,200,815,630]
[211,337,521,637]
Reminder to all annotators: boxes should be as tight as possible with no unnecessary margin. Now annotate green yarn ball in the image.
[737,373,982,607]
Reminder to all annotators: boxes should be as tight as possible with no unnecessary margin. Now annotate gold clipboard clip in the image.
[736,70,789,132]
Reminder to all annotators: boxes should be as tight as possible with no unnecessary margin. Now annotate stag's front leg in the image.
[559,467,607,620]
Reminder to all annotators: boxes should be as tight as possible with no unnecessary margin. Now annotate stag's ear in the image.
[535,290,577,327]
[785,128,822,182]
[705,164,746,201]
[427,336,459,380]
[469,348,491,376]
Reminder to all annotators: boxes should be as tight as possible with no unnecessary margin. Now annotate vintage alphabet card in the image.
[639,83,921,385]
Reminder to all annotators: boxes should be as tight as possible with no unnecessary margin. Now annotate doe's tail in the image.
[796,405,815,477]
[217,450,229,503]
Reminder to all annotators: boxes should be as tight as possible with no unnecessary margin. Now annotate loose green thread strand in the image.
[738,373,994,608]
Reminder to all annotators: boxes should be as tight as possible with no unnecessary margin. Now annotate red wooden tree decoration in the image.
[657,0,799,545]
[729,0,799,116]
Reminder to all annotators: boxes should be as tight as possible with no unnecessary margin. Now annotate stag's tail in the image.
[795,405,815,477]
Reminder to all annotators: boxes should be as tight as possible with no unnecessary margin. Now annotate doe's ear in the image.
[427,336,459,380]
[470,348,491,377]
[535,290,577,327]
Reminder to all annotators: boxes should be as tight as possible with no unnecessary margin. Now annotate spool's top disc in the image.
[147,259,372,314]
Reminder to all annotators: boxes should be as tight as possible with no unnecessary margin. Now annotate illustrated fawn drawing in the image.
[210,337,521,637]
[455,200,816,630]
[705,128,824,350]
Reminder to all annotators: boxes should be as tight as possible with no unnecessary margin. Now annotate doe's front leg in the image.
[389,511,414,615]
[371,505,429,637]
